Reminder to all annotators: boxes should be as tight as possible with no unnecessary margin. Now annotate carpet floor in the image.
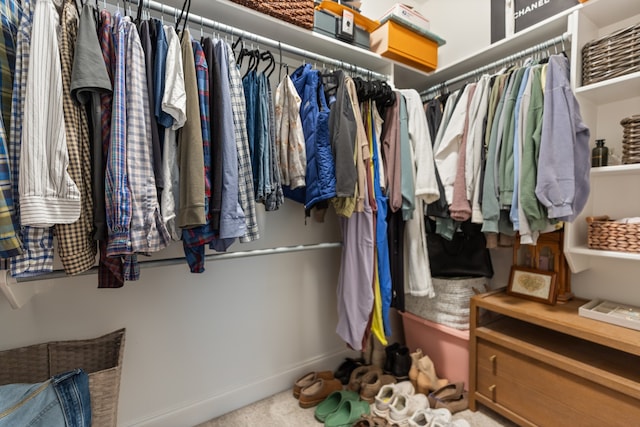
[196,389,518,427]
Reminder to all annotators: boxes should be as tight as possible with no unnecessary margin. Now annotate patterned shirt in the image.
[56,0,97,275]
[97,9,124,288]
[21,0,81,226]
[9,0,54,276]
[226,45,259,243]
[182,39,214,273]
[0,0,22,258]
[123,16,170,255]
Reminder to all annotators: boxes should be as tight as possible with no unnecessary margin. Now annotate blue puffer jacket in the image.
[284,64,337,209]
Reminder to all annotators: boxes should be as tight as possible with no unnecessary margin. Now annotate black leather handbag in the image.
[426,219,494,278]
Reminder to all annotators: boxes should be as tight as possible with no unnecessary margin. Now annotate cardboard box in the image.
[379,3,430,31]
[401,311,470,387]
[369,20,439,72]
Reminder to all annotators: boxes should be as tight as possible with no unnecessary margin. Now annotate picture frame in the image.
[507,266,557,305]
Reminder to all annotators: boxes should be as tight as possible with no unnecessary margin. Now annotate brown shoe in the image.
[428,382,468,414]
[293,370,334,399]
[348,365,382,393]
[359,372,396,403]
[299,378,344,408]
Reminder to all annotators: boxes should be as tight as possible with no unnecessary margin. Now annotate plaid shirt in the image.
[0,0,22,258]
[56,0,97,275]
[226,45,259,243]
[9,0,55,276]
[124,17,169,254]
[182,39,214,273]
[105,12,133,257]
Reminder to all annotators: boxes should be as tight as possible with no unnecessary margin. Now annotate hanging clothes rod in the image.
[421,32,571,98]
[8,242,342,284]
[140,0,389,81]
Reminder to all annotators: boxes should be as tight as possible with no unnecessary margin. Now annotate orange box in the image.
[400,311,470,388]
[369,20,438,72]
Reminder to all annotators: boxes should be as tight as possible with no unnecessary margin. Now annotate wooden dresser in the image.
[469,291,640,426]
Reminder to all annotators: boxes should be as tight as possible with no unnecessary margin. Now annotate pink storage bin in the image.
[400,311,470,388]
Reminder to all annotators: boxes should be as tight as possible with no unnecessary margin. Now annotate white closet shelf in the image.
[576,71,640,104]
[418,3,577,91]
[589,163,640,178]
[568,245,640,261]
[579,0,640,28]
[159,0,392,76]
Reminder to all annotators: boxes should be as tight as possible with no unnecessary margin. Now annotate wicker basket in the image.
[582,22,640,86]
[586,215,640,253]
[0,329,126,427]
[621,115,640,164]
[404,277,488,330]
[229,0,314,29]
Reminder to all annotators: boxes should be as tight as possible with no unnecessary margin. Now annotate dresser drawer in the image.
[475,339,640,426]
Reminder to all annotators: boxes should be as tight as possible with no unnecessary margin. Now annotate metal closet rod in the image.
[421,32,572,98]
[12,242,342,283]
[138,0,389,81]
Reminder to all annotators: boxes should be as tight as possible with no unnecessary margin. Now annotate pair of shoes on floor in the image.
[384,343,412,381]
[407,407,456,427]
[294,371,343,408]
[427,382,469,414]
[371,381,415,418]
[314,390,370,427]
[386,392,429,426]
[408,350,448,395]
[352,413,399,427]
[334,357,364,385]
[348,364,397,403]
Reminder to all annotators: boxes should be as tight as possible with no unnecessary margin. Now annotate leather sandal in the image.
[352,414,396,427]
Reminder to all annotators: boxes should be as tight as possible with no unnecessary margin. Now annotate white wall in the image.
[0,203,357,427]
[362,0,492,68]
[5,1,637,426]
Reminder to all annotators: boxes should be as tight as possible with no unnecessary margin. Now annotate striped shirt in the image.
[9,0,54,276]
[226,45,259,243]
[20,0,81,226]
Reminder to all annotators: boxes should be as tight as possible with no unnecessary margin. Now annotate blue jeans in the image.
[0,369,91,427]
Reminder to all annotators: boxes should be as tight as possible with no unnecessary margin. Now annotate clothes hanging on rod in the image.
[142,0,389,82]
[422,53,590,252]
[421,32,572,100]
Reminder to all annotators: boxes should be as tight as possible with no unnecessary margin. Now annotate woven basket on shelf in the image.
[621,115,640,164]
[586,216,640,253]
[582,22,640,86]
[0,329,126,427]
[229,0,314,29]
[404,277,488,330]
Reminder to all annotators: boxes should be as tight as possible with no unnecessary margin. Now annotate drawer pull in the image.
[489,354,497,374]
[488,384,496,401]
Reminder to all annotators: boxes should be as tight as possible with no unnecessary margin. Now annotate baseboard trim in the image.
[126,348,358,427]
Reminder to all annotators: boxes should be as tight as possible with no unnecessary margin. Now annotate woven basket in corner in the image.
[586,215,640,253]
[0,329,126,427]
[229,0,314,29]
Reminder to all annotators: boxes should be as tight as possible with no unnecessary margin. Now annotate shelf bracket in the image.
[0,270,47,309]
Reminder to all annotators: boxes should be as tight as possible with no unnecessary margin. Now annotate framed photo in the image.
[507,266,557,305]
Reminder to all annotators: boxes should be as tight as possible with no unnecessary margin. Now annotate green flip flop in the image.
[324,399,371,427]
[314,390,359,422]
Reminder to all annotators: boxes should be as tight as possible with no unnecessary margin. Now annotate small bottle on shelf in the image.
[591,139,609,167]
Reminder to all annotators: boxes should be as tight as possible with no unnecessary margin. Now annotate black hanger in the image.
[260,50,275,78]
[135,0,143,25]
[176,0,192,42]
